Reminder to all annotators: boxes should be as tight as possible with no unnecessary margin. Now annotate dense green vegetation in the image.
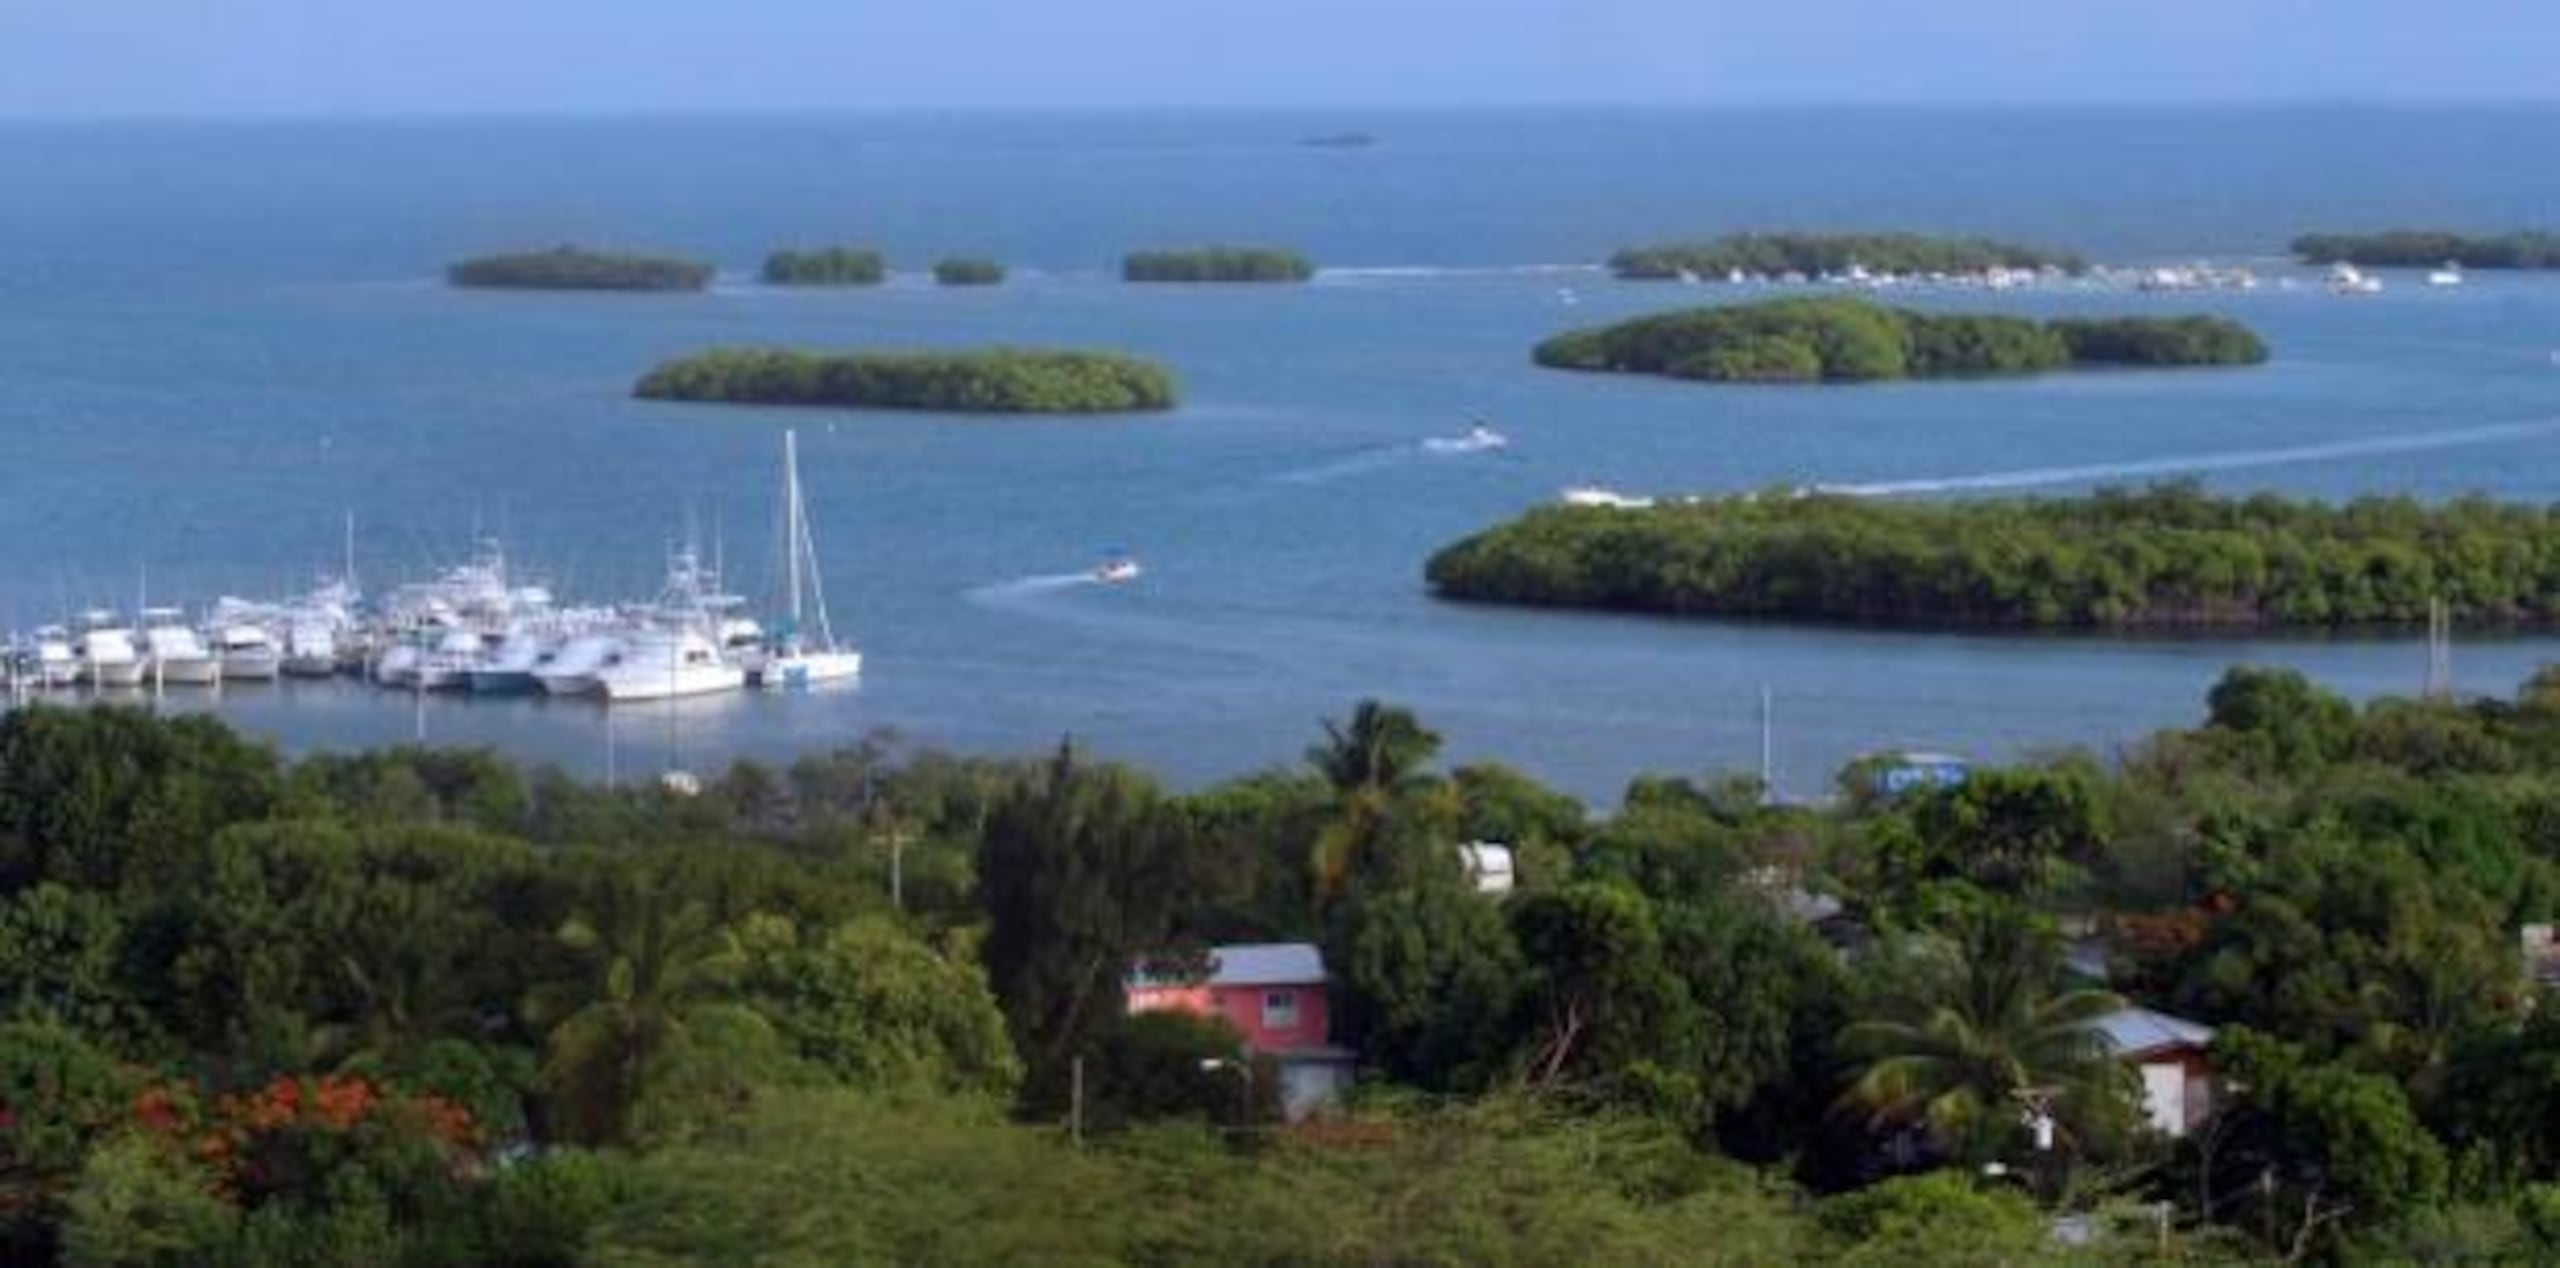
[633,346,1177,414]
[1428,483,2560,629]
[446,247,713,292]
[2293,229,2560,269]
[1534,297,2267,384]
[1123,246,1315,283]
[760,247,887,286]
[20,663,2560,1260]
[1609,232,2087,280]
[932,257,1006,286]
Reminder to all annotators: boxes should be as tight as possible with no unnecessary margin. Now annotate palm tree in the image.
[1305,701,1442,902]
[526,860,771,1146]
[1837,906,2129,1167]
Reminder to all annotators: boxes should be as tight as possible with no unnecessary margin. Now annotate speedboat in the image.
[534,632,624,697]
[140,609,221,685]
[1559,485,1656,510]
[2427,262,2465,287]
[212,624,281,681]
[2326,263,2384,295]
[1423,423,1509,455]
[73,612,145,688]
[1095,553,1143,584]
[595,627,744,702]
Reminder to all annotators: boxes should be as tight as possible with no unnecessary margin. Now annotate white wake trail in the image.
[1823,417,2560,498]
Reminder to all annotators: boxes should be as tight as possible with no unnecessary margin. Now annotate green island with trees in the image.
[932,257,1007,286]
[633,346,1178,414]
[1427,483,2560,629]
[1609,232,2087,280]
[1533,297,2268,384]
[446,247,714,292]
[1123,246,1316,283]
[760,247,888,286]
[2293,229,2560,269]
[15,664,2560,1262]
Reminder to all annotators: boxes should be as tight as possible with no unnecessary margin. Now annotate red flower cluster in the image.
[130,1074,482,1199]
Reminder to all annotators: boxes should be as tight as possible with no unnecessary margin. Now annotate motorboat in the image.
[28,625,79,688]
[467,627,551,695]
[212,624,281,681]
[414,627,487,691]
[1093,552,1144,585]
[1559,485,1656,510]
[1422,423,1509,455]
[280,619,341,677]
[2326,263,2384,295]
[534,632,624,697]
[139,608,221,685]
[73,612,145,688]
[759,430,863,690]
[596,627,745,702]
[2427,262,2465,287]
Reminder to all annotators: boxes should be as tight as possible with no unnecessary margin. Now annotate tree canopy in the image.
[634,346,1178,414]
[446,247,713,292]
[1609,232,2086,280]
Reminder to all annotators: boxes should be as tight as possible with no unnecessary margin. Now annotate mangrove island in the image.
[1123,246,1315,283]
[933,257,1007,286]
[1609,232,2086,281]
[762,247,888,286]
[1533,297,2267,384]
[634,347,1177,414]
[447,246,714,292]
[2293,229,2560,269]
[1426,483,2560,630]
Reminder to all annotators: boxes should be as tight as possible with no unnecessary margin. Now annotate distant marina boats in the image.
[1560,485,1656,510]
[2326,263,2385,295]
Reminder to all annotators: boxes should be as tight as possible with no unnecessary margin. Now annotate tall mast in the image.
[344,511,357,592]
[785,430,804,629]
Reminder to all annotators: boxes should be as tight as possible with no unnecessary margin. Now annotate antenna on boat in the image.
[343,510,357,594]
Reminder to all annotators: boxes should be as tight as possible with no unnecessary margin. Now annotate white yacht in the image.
[73,612,145,688]
[534,632,624,697]
[29,626,80,688]
[2326,263,2384,295]
[212,624,281,681]
[2426,262,2465,287]
[280,620,341,677]
[758,430,863,690]
[140,608,220,685]
[467,626,551,695]
[596,627,745,701]
[414,627,487,691]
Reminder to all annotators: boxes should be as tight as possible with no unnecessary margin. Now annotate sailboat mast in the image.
[785,430,804,630]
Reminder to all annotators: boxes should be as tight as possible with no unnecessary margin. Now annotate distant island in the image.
[1300,132,1377,149]
[2292,229,2560,269]
[933,258,1007,286]
[447,246,714,292]
[1534,298,2266,384]
[1123,247,1315,283]
[762,247,887,286]
[1609,233,2086,281]
[634,347,1176,414]
[1426,484,2560,630]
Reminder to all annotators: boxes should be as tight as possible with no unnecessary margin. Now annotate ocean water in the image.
[5,107,2560,800]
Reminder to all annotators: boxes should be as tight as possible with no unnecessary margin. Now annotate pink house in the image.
[1127,942,1355,1118]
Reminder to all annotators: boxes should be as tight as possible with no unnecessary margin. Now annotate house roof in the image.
[1130,942,1329,990]
[2086,1006,2214,1057]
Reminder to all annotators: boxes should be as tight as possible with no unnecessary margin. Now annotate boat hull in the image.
[221,653,281,681]
[597,667,745,702]
[280,656,339,678]
[149,657,222,686]
[759,651,861,690]
[85,660,146,688]
[469,670,541,695]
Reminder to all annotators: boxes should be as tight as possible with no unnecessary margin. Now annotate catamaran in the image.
[758,430,862,690]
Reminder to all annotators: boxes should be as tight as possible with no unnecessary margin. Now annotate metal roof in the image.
[2086,1006,2215,1057]
[1202,943,1328,987]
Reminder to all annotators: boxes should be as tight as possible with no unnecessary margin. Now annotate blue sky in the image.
[2,1,2553,116]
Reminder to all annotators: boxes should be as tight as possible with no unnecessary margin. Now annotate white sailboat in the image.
[759,430,862,690]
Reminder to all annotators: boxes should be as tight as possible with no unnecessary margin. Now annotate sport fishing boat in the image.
[595,626,744,701]
[140,608,221,685]
[73,611,145,688]
[28,625,79,688]
[212,623,282,681]
[758,430,862,689]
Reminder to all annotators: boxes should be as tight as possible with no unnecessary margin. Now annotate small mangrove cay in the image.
[447,246,715,292]
[1608,232,2086,281]
[932,257,1006,285]
[1123,246,1315,283]
[1425,484,2560,630]
[1534,297,2266,384]
[634,347,1177,413]
[761,247,887,285]
[2293,229,2560,269]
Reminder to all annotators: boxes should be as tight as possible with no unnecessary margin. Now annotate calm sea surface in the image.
[5,107,2560,799]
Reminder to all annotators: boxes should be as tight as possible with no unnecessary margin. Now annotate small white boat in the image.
[1422,423,1509,454]
[280,620,341,677]
[1560,485,1656,510]
[73,612,145,688]
[140,609,221,685]
[467,627,550,695]
[212,624,281,681]
[2326,263,2384,295]
[30,626,79,688]
[596,628,744,702]
[1095,557,1144,585]
[2426,262,2465,287]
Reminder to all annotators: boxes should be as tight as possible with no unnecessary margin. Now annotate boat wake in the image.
[965,573,1104,602]
[1820,417,2560,498]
